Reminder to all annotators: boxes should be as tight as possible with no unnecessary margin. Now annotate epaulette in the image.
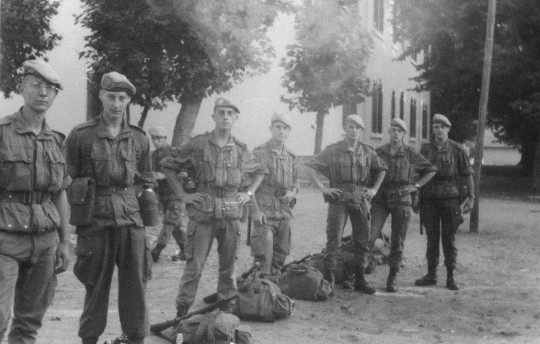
[448,139,465,150]
[128,124,146,135]
[52,130,66,142]
[361,142,375,151]
[253,143,266,151]
[73,118,99,131]
[324,142,341,150]
[0,114,17,126]
[284,145,297,157]
[232,136,247,148]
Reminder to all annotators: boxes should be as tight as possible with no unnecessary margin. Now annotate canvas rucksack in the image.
[278,263,333,301]
[175,311,251,344]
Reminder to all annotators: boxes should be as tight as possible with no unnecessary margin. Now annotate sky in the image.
[0,0,345,155]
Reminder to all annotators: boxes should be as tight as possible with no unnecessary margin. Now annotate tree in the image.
[281,0,372,154]
[0,0,61,97]
[78,0,291,145]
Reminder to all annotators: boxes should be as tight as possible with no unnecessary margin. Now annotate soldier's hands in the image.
[236,192,251,206]
[321,187,342,199]
[461,196,474,214]
[55,241,70,274]
[279,190,296,204]
[364,188,379,201]
[253,211,266,225]
[154,171,166,180]
[182,192,205,205]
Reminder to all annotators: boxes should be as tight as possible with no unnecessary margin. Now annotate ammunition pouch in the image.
[187,188,243,223]
[422,180,460,199]
[384,184,417,205]
[67,178,96,226]
[325,184,368,211]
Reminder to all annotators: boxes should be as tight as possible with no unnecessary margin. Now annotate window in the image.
[371,81,383,134]
[409,98,417,138]
[399,92,405,119]
[374,0,384,32]
[422,103,429,139]
[391,90,396,118]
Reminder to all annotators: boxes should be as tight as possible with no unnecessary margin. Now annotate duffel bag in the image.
[278,263,333,301]
[175,310,251,344]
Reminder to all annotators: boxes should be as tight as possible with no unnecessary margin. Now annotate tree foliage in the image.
[0,0,61,97]
[281,0,372,154]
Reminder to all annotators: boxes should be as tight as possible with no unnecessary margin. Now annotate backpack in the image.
[278,263,333,301]
[175,311,251,344]
[234,273,294,322]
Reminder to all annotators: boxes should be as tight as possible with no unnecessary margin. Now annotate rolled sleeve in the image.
[305,149,331,179]
[159,142,193,172]
[137,136,155,185]
[413,151,437,174]
[457,148,474,177]
[65,130,81,179]
[369,151,388,174]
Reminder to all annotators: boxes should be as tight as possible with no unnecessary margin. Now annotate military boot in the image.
[446,268,459,290]
[385,268,398,293]
[151,243,165,263]
[354,268,376,295]
[415,265,437,286]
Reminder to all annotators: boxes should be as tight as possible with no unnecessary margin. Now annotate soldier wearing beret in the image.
[306,114,387,294]
[0,60,71,344]
[160,97,268,317]
[415,114,474,291]
[148,126,187,262]
[368,118,436,292]
[65,72,154,344]
[249,113,299,282]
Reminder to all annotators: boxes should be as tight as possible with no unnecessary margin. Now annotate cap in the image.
[390,118,408,132]
[101,71,136,95]
[22,60,62,90]
[344,114,365,129]
[148,126,167,137]
[214,97,240,114]
[271,113,291,128]
[432,113,451,127]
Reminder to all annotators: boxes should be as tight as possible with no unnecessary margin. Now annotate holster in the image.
[67,178,95,226]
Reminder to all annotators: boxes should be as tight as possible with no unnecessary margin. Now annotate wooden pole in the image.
[470,0,497,232]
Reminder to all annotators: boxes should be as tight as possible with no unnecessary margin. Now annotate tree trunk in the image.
[519,138,536,176]
[172,95,203,148]
[138,104,150,128]
[532,127,540,191]
[86,70,101,120]
[314,111,327,155]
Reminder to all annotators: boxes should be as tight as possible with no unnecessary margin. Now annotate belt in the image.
[0,191,52,205]
[196,186,238,198]
[95,185,136,196]
[332,183,367,192]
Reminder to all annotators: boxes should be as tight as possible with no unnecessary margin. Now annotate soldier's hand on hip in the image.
[55,241,71,274]
[321,187,342,199]
[279,190,296,204]
[365,188,378,201]
[182,193,205,205]
[236,192,251,206]
[461,196,474,214]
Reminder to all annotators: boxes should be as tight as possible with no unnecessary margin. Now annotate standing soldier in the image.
[250,113,299,282]
[65,72,154,344]
[148,126,187,262]
[415,114,474,291]
[160,97,267,317]
[306,114,387,294]
[369,118,436,292]
[0,60,71,344]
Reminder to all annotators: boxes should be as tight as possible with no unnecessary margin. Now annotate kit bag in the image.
[176,311,252,344]
[278,263,333,301]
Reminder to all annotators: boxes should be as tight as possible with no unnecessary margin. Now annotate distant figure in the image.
[148,126,187,262]
[0,59,71,344]
[415,114,474,291]
[250,113,299,282]
[305,114,387,295]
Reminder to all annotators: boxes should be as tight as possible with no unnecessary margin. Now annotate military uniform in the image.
[160,130,267,310]
[66,115,154,344]
[250,140,299,281]
[305,140,387,274]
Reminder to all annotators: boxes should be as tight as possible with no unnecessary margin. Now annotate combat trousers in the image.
[421,197,461,269]
[74,225,152,343]
[176,219,239,309]
[370,202,411,270]
[250,218,291,280]
[324,202,371,270]
[155,200,187,249]
[0,230,57,344]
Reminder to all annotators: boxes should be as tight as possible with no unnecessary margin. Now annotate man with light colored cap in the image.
[148,126,187,262]
[160,97,267,317]
[368,118,436,292]
[415,113,474,291]
[248,113,299,282]
[0,59,71,344]
[306,114,387,294]
[66,71,154,344]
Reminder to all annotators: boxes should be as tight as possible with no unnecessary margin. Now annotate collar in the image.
[14,108,54,139]
[340,139,361,152]
[96,115,132,139]
[431,139,450,152]
[208,130,235,148]
[381,143,405,157]
[267,140,287,155]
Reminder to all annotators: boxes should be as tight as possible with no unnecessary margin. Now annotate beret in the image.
[344,114,365,129]
[432,113,451,127]
[271,113,292,128]
[22,60,62,90]
[148,126,167,137]
[390,118,408,132]
[101,71,136,95]
[214,97,240,114]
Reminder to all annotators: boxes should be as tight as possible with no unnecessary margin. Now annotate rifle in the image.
[150,294,239,335]
[280,253,314,272]
[202,262,261,304]
[247,216,252,246]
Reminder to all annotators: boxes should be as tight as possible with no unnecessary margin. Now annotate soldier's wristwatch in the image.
[246,190,253,198]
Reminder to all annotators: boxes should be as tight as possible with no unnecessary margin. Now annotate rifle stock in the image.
[202,262,260,304]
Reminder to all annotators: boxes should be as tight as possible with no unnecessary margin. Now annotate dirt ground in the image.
[21,188,540,344]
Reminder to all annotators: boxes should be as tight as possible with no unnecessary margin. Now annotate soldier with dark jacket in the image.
[250,113,299,282]
[160,97,268,317]
[148,126,187,262]
[306,114,387,295]
[415,114,474,291]
[369,118,436,292]
[0,60,71,344]
[65,72,154,344]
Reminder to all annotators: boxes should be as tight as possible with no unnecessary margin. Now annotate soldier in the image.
[306,114,387,294]
[369,118,437,292]
[250,113,299,282]
[65,72,154,344]
[0,60,71,344]
[160,97,267,317]
[148,126,187,262]
[415,114,474,291]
